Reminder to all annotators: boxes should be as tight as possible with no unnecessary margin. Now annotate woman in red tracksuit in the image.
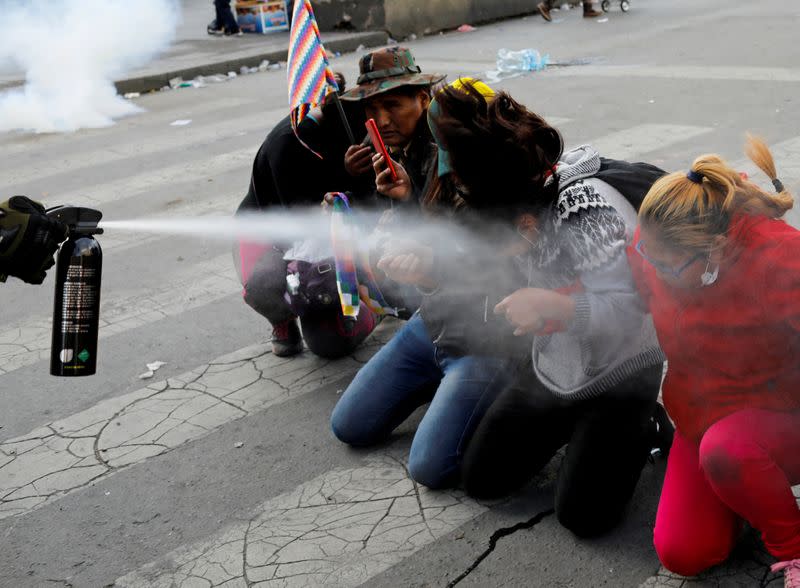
[628,136,800,586]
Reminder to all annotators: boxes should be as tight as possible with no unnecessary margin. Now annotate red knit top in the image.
[629,214,800,443]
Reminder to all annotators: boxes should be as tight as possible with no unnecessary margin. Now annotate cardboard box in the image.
[235,0,289,34]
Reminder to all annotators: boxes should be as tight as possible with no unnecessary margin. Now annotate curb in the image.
[115,31,388,95]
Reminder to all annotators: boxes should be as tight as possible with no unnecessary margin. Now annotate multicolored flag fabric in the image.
[287,0,339,156]
[329,193,398,319]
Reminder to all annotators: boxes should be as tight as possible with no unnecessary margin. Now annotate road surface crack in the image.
[446,507,555,587]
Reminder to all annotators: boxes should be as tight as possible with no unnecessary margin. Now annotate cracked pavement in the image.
[115,455,486,588]
[0,320,398,520]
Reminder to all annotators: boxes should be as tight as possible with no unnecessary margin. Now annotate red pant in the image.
[654,409,800,576]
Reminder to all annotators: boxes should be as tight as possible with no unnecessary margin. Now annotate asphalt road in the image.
[0,0,798,586]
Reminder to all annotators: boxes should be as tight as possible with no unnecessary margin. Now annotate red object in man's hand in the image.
[365,118,399,182]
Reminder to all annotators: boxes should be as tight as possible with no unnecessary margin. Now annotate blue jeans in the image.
[330,314,511,489]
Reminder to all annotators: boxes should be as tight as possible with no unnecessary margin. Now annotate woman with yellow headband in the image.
[629,137,800,585]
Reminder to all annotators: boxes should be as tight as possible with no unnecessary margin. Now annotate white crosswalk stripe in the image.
[40,147,256,207]
[587,123,713,161]
[545,64,800,83]
[5,106,286,188]
[0,96,259,158]
[115,455,485,588]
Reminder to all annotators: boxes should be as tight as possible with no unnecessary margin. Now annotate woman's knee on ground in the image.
[407,450,457,490]
[653,523,734,577]
[304,334,355,359]
[555,494,625,538]
[461,453,529,499]
[330,400,385,447]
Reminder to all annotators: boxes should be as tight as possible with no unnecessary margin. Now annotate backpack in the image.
[595,158,667,212]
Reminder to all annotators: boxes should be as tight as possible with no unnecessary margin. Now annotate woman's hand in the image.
[373,153,412,201]
[494,288,576,336]
[344,144,374,177]
[377,240,435,287]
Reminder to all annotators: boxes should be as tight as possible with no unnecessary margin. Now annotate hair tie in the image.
[772,178,785,193]
[686,170,704,184]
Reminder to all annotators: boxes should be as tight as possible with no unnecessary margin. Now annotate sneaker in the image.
[537,2,552,21]
[207,20,224,35]
[224,28,244,37]
[649,403,675,458]
[772,559,800,588]
[271,319,303,357]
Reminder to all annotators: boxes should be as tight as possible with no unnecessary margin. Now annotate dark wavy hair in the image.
[431,81,564,217]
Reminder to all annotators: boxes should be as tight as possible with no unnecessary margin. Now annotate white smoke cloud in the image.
[0,0,181,134]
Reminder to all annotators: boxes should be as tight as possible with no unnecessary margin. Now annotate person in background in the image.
[537,1,602,21]
[629,137,800,586]
[208,0,242,36]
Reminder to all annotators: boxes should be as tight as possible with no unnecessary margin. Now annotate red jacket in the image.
[628,214,800,443]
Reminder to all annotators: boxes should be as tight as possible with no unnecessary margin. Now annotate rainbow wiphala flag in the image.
[329,193,398,319]
[287,0,339,155]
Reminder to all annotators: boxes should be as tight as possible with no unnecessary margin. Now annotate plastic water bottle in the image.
[496,48,550,74]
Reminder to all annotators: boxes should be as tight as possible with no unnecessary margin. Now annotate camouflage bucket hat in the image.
[339,47,446,102]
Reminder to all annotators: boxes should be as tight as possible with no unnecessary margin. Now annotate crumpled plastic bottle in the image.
[496,48,550,73]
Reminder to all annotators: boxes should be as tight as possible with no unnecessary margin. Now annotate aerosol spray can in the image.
[46,206,104,377]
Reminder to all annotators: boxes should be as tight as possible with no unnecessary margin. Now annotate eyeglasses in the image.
[635,240,703,278]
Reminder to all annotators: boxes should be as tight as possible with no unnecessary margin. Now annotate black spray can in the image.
[47,206,104,377]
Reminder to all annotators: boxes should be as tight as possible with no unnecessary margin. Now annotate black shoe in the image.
[649,403,675,459]
[271,319,303,357]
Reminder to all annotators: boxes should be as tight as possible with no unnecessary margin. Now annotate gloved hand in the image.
[0,196,68,284]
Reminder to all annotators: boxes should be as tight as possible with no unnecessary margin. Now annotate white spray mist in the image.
[0,0,181,134]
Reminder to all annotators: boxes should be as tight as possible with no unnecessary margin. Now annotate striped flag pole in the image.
[287,0,354,153]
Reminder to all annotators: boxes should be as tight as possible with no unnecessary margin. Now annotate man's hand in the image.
[373,154,411,201]
[494,288,576,336]
[0,196,68,285]
[344,144,374,177]
[377,240,435,287]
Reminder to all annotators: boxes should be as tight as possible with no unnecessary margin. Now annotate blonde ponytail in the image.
[639,134,794,252]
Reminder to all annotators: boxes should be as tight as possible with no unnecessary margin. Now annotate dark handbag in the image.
[284,258,340,317]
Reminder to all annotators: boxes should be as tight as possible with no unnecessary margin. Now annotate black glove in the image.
[0,196,68,285]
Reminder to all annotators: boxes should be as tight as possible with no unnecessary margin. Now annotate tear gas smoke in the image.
[0,0,180,134]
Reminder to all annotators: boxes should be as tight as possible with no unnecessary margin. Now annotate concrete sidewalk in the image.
[114,29,387,95]
[0,0,387,95]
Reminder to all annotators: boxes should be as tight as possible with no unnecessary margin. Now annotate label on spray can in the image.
[51,236,102,376]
